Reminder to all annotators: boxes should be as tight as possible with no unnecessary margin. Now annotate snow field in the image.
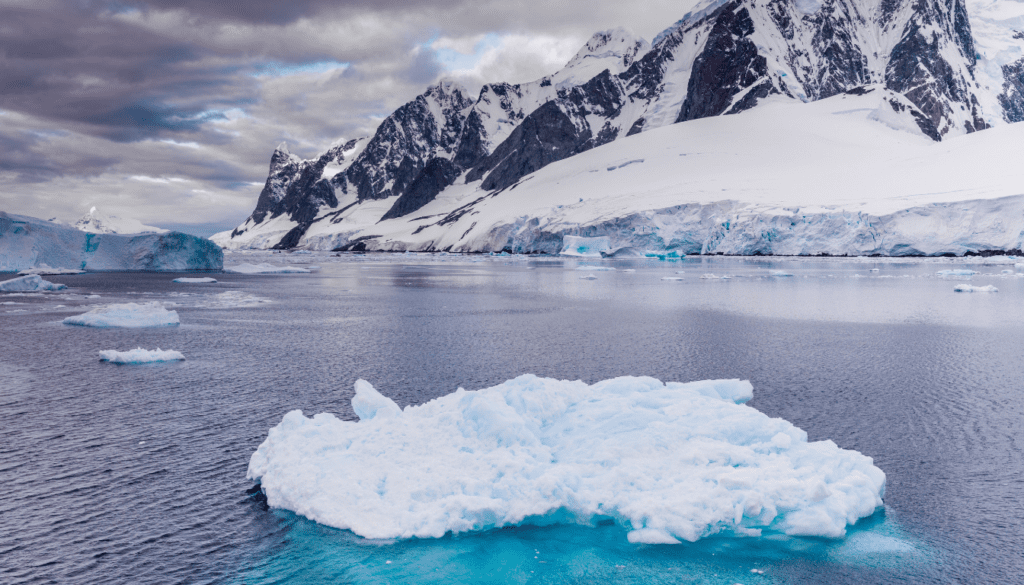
[0,275,67,292]
[248,375,885,543]
[99,348,185,364]
[63,302,180,328]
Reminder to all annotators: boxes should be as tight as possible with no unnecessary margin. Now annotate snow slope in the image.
[249,375,885,543]
[74,207,168,235]
[236,90,1022,256]
[1,213,223,272]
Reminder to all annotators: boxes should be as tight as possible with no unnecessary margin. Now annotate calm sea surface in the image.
[2,253,1022,585]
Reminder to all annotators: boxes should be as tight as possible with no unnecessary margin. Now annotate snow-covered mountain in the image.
[75,207,168,235]
[214,0,1024,255]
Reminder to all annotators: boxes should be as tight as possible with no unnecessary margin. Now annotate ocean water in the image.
[2,252,1023,584]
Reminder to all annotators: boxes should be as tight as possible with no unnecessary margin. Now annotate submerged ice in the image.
[248,375,885,544]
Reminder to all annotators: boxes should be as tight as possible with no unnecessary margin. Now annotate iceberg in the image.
[0,275,67,292]
[173,277,218,283]
[0,212,222,272]
[63,302,180,328]
[248,375,885,544]
[99,348,185,364]
[953,284,998,293]
[223,263,311,274]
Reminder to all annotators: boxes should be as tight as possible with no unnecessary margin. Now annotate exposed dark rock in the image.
[380,158,460,221]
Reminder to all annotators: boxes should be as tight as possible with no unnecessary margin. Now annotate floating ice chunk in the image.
[661,277,684,281]
[936,269,976,276]
[560,236,611,257]
[18,265,84,276]
[1001,269,1014,274]
[769,270,794,277]
[224,263,311,274]
[173,277,218,283]
[0,275,67,292]
[869,268,880,272]
[953,284,998,293]
[575,266,615,271]
[63,302,179,327]
[99,348,185,364]
[248,375,885,543]
[579,274,598,280]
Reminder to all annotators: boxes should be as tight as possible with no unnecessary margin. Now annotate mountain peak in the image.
[565,27,650,71]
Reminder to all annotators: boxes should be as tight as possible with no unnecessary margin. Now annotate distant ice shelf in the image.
[248,375,885,543]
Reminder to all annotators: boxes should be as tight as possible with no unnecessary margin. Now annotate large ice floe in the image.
[0,212,222,272]
[248,375,885,543]
[0,275,67,292]
[99,348,185,364]
[63,302,180,328]
[223,263,311,274]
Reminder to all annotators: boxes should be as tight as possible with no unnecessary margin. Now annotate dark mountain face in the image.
[226,0,1023,249]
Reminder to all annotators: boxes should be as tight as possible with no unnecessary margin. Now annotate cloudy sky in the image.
[0,0,700,235]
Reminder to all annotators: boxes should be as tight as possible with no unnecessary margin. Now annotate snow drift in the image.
[248,375,885,543]
[63,302,180,328]
[0,212,222,273]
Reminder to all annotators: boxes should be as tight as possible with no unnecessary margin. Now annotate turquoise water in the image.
[241,509,932,585]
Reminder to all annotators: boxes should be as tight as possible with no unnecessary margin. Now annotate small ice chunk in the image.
[1001,269,1014,275]
[99,348,185,364]
[575,266,615,271]
[700,274,720,279]
[869,268,880,272]
[769,270,794,277]
[0,275,67,292]
[173,277,218,283]
[953,284,998,293]
[63,302,179,328]
[579,274,598,280]
[224,263,311,274]
[661,277,684,281]
[937,269,976,276]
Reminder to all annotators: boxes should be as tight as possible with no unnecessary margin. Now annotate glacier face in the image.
[215,0,1024,255]
[1,212,223,272]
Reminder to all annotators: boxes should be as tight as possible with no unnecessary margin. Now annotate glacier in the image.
[0,275,67,292]
[0,212,222,273]
[99,348,185,364]
[63,302,180,328]
[248,375,885,543]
